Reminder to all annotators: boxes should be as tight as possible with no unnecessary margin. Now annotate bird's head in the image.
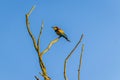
[52,26,59,30]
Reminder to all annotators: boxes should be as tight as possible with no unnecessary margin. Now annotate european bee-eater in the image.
[52,26,70,42]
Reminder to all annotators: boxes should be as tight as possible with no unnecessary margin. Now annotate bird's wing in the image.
[58,29,68,37]
[58,29,70,41]
[58,29,64,34]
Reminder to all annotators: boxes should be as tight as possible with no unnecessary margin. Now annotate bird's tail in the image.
[63,36,70,42]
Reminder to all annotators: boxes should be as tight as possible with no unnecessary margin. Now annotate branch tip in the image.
[28,5,36,16]
[37,21,44,50]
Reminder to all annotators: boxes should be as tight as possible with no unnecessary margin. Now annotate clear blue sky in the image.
[0,0,120,80]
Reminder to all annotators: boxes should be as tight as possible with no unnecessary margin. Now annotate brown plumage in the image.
[52,26,70,42]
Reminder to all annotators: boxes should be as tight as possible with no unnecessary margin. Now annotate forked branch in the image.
[64,34,84,80]
[26,5,60,80]
[26,4,84,80]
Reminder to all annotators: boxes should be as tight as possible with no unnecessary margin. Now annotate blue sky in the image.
[0,0,120,80]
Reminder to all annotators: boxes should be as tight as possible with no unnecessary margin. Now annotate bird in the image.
[52,26,70,42]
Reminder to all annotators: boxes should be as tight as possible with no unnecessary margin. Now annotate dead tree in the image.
[25,5,85,80]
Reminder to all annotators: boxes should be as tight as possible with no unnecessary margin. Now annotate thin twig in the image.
[37,21,44,52]
[78,44,84,80]
[35,76,40,80]
[41,37,60,56]
[28,5,36,17]
[64,34,84,80]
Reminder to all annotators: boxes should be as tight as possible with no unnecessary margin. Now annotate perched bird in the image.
[52,26,70,42]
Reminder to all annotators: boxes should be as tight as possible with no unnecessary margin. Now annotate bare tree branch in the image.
[41,37,60,56]
[26,6,38,52]
[25,5,50,80]
[78,44,84,80]
[38,55,50,80]
[37,21,44,52]
[64,34,84,80]
[26,5,60,80]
